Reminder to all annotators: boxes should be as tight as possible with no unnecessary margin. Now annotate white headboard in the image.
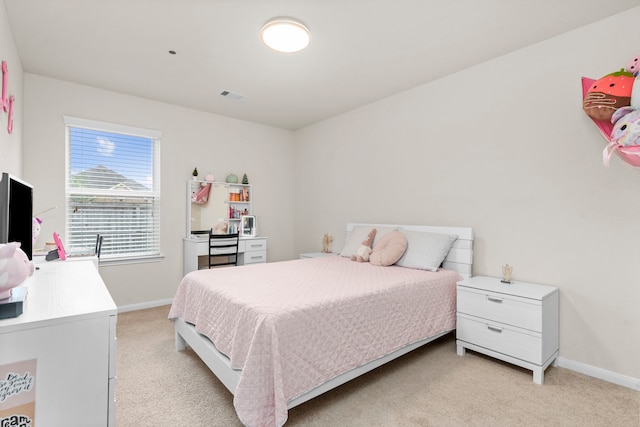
[346,223,474,280]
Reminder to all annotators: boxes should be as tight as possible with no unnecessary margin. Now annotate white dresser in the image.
[0,259,117,426]
[456,276,559,384]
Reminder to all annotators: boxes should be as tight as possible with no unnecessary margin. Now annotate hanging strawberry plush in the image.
[583,69,635,121]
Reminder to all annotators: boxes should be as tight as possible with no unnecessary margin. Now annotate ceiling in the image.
[4,1,639,130]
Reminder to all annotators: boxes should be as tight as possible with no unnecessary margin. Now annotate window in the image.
[64,116,161,261]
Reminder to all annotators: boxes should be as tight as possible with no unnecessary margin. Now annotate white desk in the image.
[183,236,267,275]
[33,253,99,268]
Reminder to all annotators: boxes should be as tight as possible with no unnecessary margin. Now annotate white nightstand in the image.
[456,276,559,384]
[299,252,338,259]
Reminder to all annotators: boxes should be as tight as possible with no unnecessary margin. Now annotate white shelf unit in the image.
[225,183,252,234]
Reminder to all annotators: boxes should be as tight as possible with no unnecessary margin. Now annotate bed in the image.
[169,223,474,427]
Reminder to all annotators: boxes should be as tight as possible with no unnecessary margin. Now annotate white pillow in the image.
[395,230,457,271]
[339,225,397,257]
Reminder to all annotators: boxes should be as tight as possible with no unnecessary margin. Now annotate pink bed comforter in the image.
[168,256,459,427]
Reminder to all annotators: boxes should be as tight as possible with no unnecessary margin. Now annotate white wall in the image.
[22,75,296,306]
[294,9,640,380]
[0,1,23,175]
[5,0,638,385]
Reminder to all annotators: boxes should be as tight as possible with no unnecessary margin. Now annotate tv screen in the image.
[0,173,34,260]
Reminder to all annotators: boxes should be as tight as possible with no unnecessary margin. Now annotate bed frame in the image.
[174,223,473,409]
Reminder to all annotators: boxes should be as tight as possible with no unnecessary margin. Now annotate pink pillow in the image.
[369,231,408,266]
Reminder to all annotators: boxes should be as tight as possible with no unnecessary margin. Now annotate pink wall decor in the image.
[582,76,640,167]
[1,61,7,112]
[7,95,14,134]
[1,60,16,134]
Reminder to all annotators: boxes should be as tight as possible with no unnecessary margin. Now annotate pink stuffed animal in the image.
[0,242,35,299]
[626,55,640,76]
[351,228,377,262]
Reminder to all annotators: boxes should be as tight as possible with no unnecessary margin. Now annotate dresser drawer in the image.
[244,250,266,264]
[109,315,117,378]
[457,287,542,332]
[457,314,544,364]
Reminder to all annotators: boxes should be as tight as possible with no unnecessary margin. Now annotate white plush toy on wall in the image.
[603,106,640,167]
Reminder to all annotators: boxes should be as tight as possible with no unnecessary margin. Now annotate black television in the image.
[0,173,34,260]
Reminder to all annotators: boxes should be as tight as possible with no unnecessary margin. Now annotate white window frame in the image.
[64,116,162,264]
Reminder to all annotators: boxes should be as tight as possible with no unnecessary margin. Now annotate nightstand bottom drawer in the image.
[457,314,543,365]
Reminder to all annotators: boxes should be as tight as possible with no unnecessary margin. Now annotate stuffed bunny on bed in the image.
[350,228,377,262]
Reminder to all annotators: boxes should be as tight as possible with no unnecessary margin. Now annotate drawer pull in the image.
[251,256,263,260]
[487,325,503,333]
[487,296,503,303]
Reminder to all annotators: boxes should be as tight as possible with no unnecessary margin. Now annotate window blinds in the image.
[64,117,161,259]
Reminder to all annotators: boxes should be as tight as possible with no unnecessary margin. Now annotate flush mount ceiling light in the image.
[260,17,310,53]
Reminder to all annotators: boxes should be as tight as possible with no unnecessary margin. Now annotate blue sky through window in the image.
[69,127,154,189]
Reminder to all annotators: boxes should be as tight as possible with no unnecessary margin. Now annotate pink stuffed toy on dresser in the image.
[0,242,35,299]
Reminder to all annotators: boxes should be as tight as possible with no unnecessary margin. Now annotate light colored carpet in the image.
[116,305,639,426]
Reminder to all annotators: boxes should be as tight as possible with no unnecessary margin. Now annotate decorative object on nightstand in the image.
[242,173,249,184]
[501,264,513,284]
[225,173,238,183]
[192,167,198,180]
[456,276,559,384]
[322,233,333,253]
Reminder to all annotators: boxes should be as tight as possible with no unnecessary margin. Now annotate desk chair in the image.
[209,233,239,268]
[95,234,104,261]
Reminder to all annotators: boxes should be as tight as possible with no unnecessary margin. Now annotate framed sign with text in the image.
[0,359,37,427]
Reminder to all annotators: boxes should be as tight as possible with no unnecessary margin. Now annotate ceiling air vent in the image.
[219,90,247,101]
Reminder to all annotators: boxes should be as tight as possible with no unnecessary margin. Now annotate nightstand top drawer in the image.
[457,276,557,301]
[457,287,543,331]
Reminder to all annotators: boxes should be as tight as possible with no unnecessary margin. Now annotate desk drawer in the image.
[244,250,266,264]
[245,239,267,252]
[457,288,542,332]
[457,314,543,364]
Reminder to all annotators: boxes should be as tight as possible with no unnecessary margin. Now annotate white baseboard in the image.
[557,356,640,391]
[117,298,173,313]
[115,299,640,392]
